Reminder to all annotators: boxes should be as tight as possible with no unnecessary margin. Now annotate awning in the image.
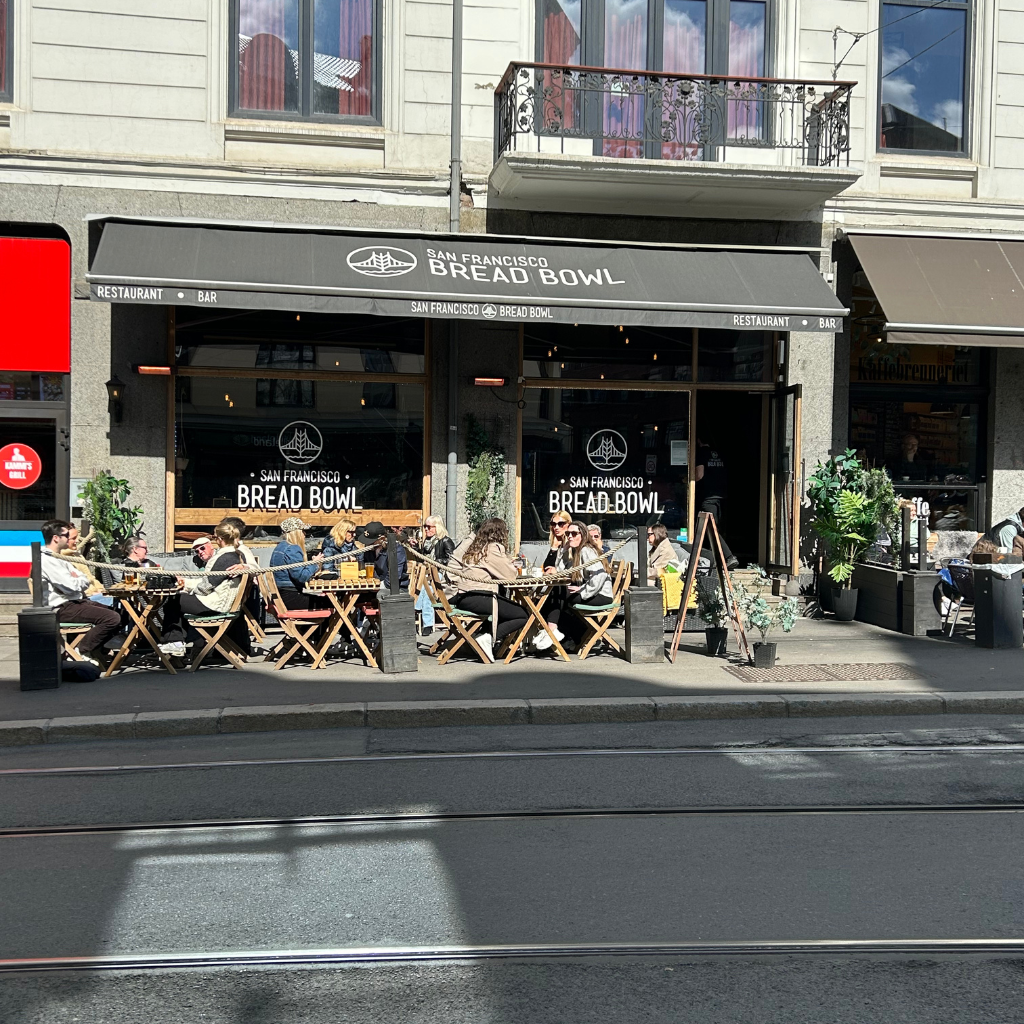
[86,218,846,333]
[848,231,1024,347]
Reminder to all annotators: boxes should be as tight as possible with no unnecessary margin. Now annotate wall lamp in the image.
[133,364,172,376]
[471,377,506,387]
[105,375,125,423]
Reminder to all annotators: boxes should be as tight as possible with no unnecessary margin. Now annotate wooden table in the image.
[103,584,183,676]
[303,577,381,669]
[497,576,571,663]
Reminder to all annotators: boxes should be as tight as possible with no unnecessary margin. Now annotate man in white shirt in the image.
[40,519,121,666]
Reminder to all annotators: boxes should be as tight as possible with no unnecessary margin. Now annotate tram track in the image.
[5,939,1024,973]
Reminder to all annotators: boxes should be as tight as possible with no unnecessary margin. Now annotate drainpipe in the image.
[445,0,463,533]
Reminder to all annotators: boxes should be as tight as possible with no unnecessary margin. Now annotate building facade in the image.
[1,0,1023,577]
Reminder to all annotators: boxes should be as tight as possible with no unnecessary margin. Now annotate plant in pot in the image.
[812,490,880,621]
[733,566,799,668]
[699,589,729,657]
[80,470,144,563]
[807,449,865,612]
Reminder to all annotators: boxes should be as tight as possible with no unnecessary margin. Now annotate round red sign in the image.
[0,443,42,490]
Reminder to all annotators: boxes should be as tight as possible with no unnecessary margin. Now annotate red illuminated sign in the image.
[0,444,43,490]
[0,238,71,373]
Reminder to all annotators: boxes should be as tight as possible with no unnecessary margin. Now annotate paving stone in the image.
[366,700,530,729]
[784,693,945,718]
[528,697,656,724]
[0,719,49,746]
[134,709,221,738]
[653,695,789,720]
[219,703,365,733]
[46,714,137,743]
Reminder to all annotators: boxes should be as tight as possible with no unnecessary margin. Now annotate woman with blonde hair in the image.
[270,516,324,610]
[321,517,361,565]
[449,517,529,663]
[535,519,613,651]
[543,509,573,572]
[419,515,455,564]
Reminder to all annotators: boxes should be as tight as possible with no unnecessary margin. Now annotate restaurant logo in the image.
[346,246,418,278]
[482,303,497,319]
[0,443,42,490]
[586,429,627,472]
[278,421,324,465]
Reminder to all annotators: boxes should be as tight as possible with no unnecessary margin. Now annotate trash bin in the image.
[973,564,1024,649]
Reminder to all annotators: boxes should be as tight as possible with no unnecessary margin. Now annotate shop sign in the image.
[548,476,662,517]
[236,470,362,513]
[0,444,42,490]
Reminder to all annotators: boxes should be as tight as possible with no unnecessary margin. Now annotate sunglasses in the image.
[565,529,582,537]
[550,520,567,528]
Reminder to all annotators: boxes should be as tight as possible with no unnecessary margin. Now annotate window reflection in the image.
[524,324,692,381]
[880,2,967,152]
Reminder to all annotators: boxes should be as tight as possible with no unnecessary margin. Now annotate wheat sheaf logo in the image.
[346,246,418,278]
[278,421,324,466]
[586,429,628,472]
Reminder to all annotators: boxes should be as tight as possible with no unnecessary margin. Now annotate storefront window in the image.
[524,324,692,381]
[175,377,423,514]
[850,334,980,386]
[0,419,57,520]
[521,388,689,540]
[697,329,771,382]
[0,373,65,402]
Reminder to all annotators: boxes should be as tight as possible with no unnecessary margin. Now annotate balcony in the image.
[490,63,861,218]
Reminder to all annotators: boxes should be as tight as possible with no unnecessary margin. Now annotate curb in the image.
[2,690,1024,746]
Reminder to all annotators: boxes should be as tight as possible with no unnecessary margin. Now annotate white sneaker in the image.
[533,626,563,651]
[476,633,494,663]
[159,641,186,658]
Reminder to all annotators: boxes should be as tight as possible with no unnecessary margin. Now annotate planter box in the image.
[851,563,903,632]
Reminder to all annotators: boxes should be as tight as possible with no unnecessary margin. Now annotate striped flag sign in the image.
[0,530,43,579]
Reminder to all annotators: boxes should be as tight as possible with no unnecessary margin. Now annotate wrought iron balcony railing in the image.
[494,63,854,168]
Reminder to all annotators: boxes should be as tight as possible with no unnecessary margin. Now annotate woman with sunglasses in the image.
[535,519,612,652]
[542,510,573,573]
[321,518,363,568]
[647,522,677,586]
[416,515,455,564]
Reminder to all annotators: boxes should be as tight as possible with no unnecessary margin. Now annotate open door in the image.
[766,384,801,576]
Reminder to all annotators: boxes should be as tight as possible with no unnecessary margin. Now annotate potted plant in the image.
[699,589,729,657]
[733,566,799,668]
[812,490,880,621]
[80,470,144,563]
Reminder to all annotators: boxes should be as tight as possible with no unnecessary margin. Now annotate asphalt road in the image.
[3,718,1024,1023]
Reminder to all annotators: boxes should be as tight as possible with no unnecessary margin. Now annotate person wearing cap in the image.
[270,517,323,610]
[363,520,409,591]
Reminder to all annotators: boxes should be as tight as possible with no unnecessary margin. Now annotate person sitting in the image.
[543,510,572,571]
[981,506,1024,551]
[417,515,456,564]
[40,518,121,668]
[218,517,258,568]
[158,524,249,658]
[536,519,613,652]
[122,536,160,568]
[646,522,677,586]
[320,518,363,568]
[270,517,323,610]
[587,523,611,554]
[362,521,409,590]
[449,517,529,663]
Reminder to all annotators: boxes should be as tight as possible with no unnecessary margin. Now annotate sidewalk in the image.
[1,617,1022,744]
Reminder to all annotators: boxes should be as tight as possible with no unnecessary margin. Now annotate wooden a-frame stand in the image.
[669,511,753,664]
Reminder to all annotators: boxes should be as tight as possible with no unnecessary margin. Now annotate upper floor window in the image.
[538,0,767,78]
[1,0,12,103]
[879,0,968,153]
[231,0,381,123]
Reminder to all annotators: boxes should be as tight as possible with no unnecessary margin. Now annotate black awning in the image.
[849,231,1024,347]
[86,218,846,332]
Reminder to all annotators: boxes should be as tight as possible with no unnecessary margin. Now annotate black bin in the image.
[974,566,1024,650]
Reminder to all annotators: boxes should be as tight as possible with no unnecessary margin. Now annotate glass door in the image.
[766,383,800,575]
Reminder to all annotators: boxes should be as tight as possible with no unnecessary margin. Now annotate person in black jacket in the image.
[417,515,455,564]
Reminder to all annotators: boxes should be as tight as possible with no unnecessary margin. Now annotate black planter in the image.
[831,587,859,621]
[753,642,777,668]
[705,627,728,656]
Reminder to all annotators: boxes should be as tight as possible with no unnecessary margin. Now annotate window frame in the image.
[228,0,383,126]
[534,0,773,78]
[1,0,13,104]
[876,0,972,157]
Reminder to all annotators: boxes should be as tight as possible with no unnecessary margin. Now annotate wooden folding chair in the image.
[187,576,251,671]
[413,561,452,638]
[427,568,492,665]
[60,623,93,661]
[258,572,333,670]
[571,560,632,660]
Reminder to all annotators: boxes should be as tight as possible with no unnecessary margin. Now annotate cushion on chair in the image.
[61,624,92,630]
[450,608,489,619]
[574,602,621,613]
[274,608,332,620]
[186,613,238,624]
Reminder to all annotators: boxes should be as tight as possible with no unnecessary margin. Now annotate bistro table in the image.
[304,576,382,669]
[103,582,183,676]
[496,575,571,663]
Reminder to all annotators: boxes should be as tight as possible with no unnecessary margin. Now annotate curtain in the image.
[238,0,299,112]
[727,0,765,139]
[321,0,373,117]
[661,0,706,158]
[602,0,647,156]
[540,0,582,134]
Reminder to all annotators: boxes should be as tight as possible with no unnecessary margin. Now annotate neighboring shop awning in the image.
[848,231,1024,347]
[86,217,846,333]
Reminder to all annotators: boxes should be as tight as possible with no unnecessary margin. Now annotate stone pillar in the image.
[990,347,1024,528]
